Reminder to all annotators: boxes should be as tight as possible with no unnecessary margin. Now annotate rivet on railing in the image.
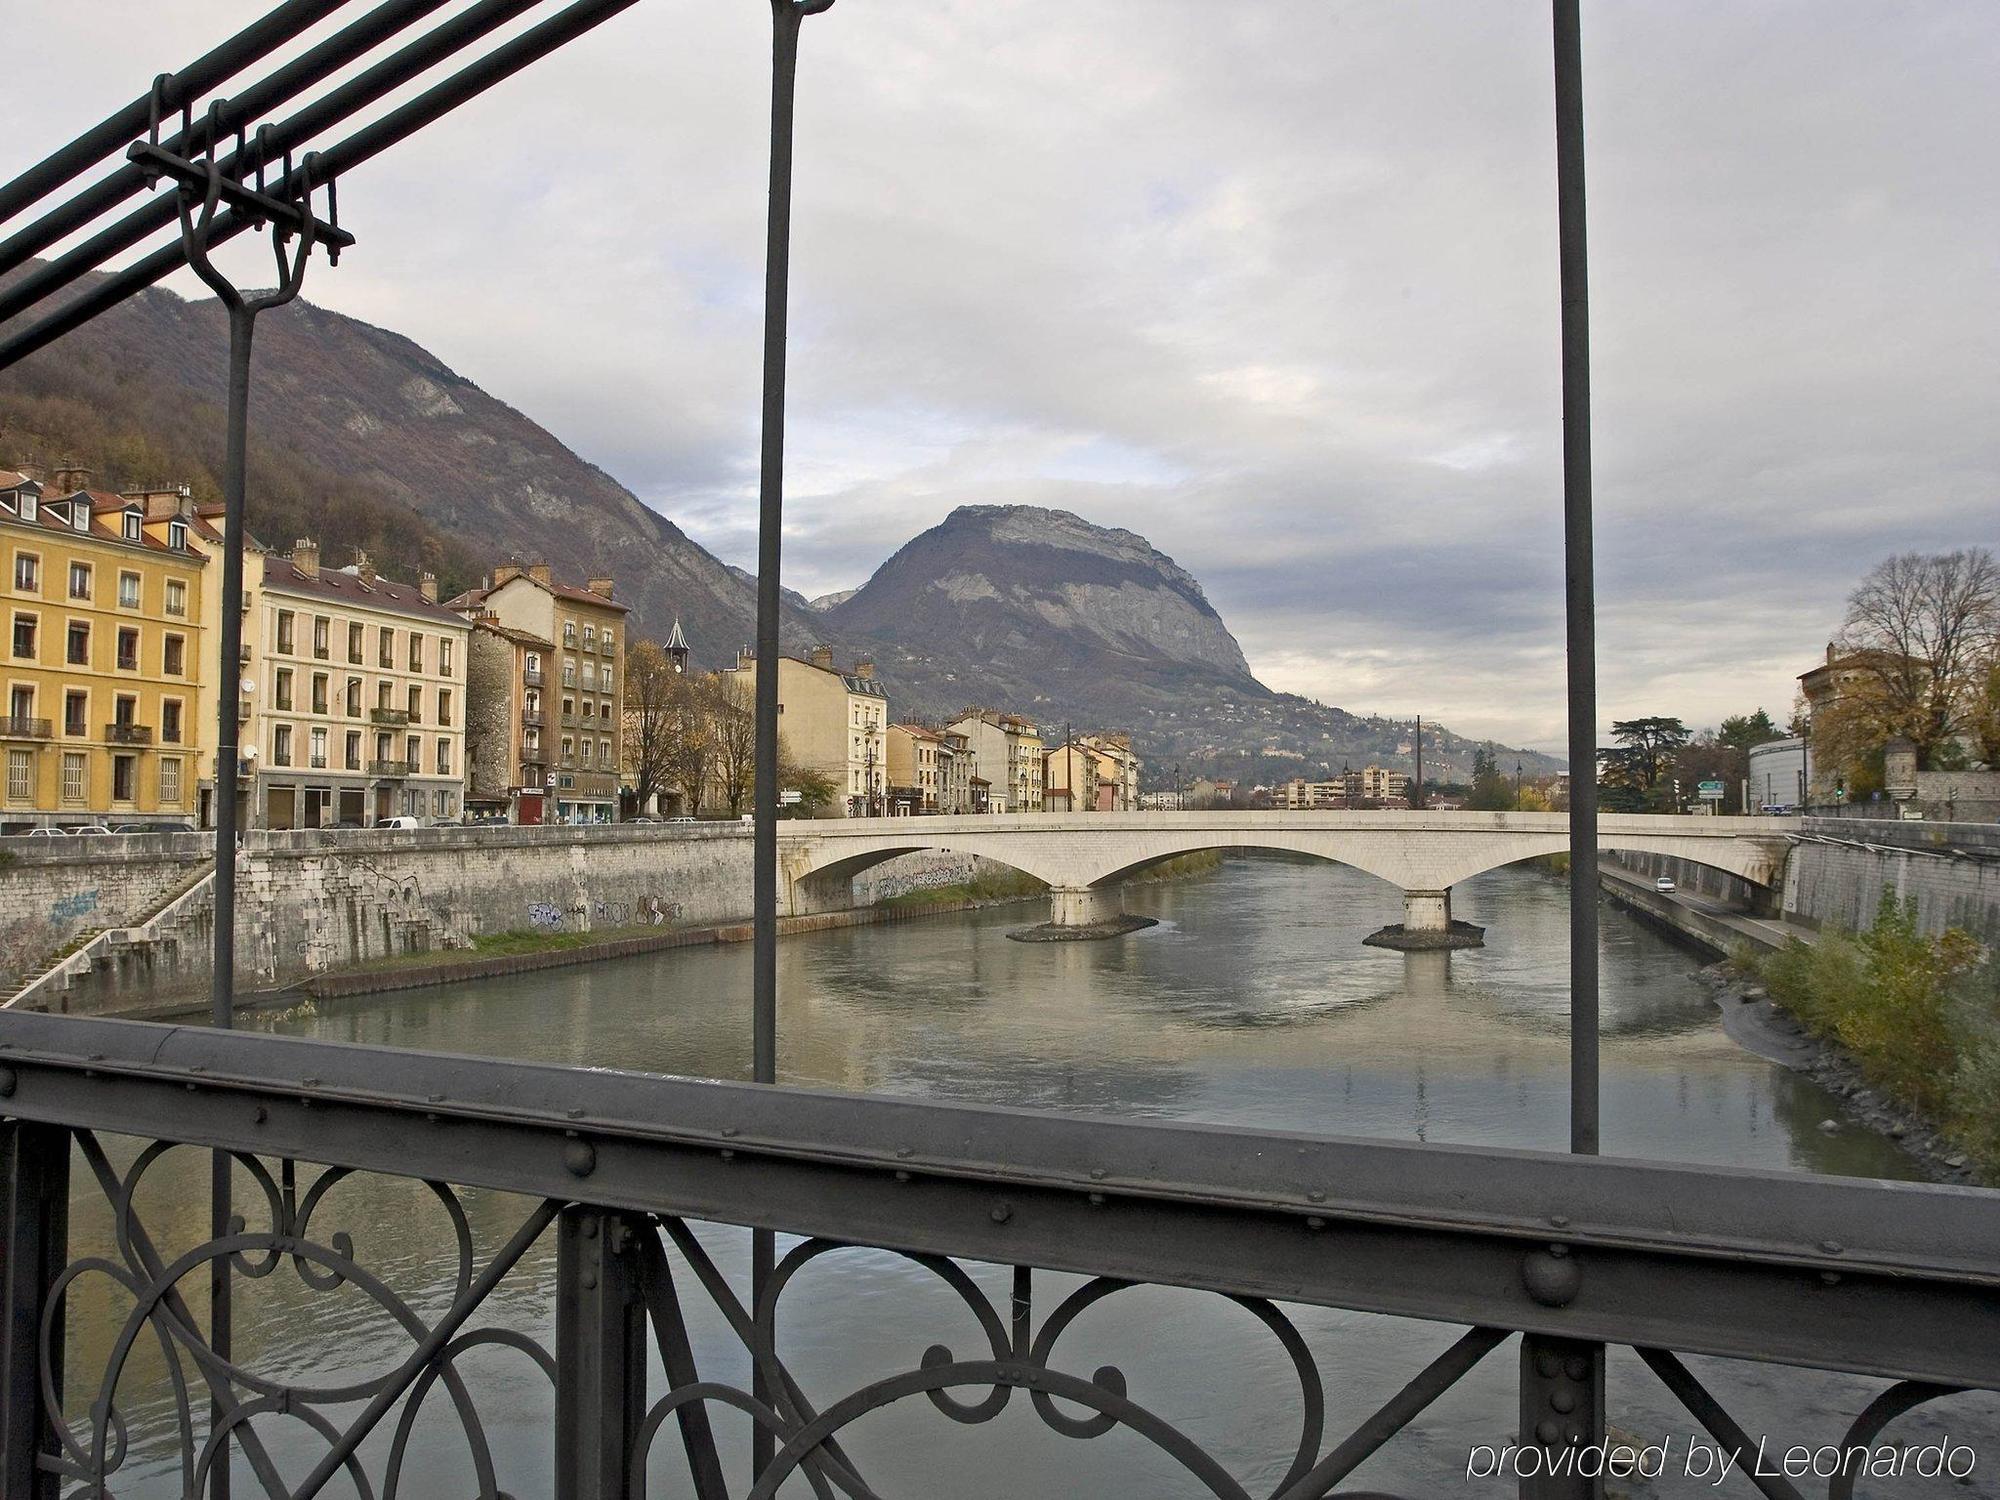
[1307,1189,1326,1204]
[563,1138,596,1177]
[1305,1216,1326,1231]
[0,1066,16,1097]
[1521,1244,1583,1308]
[990,1201,1013,1223]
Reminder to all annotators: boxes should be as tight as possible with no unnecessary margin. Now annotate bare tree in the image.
[660,671,716,816]
[622,641,679,814]
[1839,549,2000,765]
[709,673,757,816]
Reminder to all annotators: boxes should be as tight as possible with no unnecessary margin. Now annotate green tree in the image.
[1716,709,1781,753]
[1467,743,1513,810]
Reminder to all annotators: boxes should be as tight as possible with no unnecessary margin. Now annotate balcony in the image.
[104,723,153,746]
[309,755,328,769]
[561,712,582,728]
[521,710,544,729]
[115,653,138,672]
[370,708,411,727]
[524,665,544,687]
[366,759,412,778]
[0,716,51,740]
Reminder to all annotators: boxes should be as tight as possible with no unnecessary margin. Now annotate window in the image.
[168,520,187,551]
[582,625,595,649]
[6,685,28,722]
[599,737,611,767]
[66,621,88,666]
[603,629,615,655]
[524,652,540,680]
[68,562,90,600]
[437,688,452,727]
[161,700,183,744]
[344,730,361,770]
[439,638,453,677]
[375,732,392,763]
[378,627,394,668]
[163,634,185,676]
[433,789,449,818]
[60,752,85,804]
[68,503,86,535]
[581,739,592,766]
[582,661,596,690]
[159,757,182,806]
[312,616,329,658]
[561,736,573,763]
[275,610,295,654]
[115,627,137,671]
[272,725,292,767]
[407,684,422,723]
[118,571,140,608]
[408,632,423,672]
[311,673,328,714]
[13,553,37,592]
[404,733,420,768]
[563,621,577,646]
[376,680,392,712]
[348,621,363,663]
[601,667,613,694]
[121,510,141,542]
[8,749,31,802]
[561,663,575,688]
[310,727,327,769]
[582,700,594,721]
[165,579,186,616]
[274,668,293,711]
[12,614,36,659]
[112,754,136,802]
[435,738,451,775]
[345,678,361,716]
[63,690,86,737]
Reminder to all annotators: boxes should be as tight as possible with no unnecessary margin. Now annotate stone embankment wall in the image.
[1783,818,2000,943]
[1602,850,1771,914]
[0,825,1020,1013]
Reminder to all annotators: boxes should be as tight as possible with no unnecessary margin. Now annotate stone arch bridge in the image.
[777,811,1797,938]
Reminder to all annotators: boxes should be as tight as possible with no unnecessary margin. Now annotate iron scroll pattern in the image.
[29,1135,1984,1500]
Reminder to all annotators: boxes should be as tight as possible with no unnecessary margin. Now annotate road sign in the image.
[1697,780,1725,800]
[780,790,802,805]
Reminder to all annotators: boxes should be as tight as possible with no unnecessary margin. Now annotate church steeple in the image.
[665,616,690,674]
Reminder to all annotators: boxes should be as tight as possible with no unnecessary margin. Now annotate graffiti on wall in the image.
[50,889,101,924]
[527,894,683,933]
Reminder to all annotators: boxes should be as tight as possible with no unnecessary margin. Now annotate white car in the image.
[1654,875,1677,893]
[379,815,423,830]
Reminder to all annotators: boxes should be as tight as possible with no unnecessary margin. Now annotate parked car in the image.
[667,816,697,824]
[328,820,365,830]
[108,822,181,834]
[1654,875,1676,893]
[379,815,423,830]
[25,827,68,837]
[68,825,114,837]
[628,815,662,824]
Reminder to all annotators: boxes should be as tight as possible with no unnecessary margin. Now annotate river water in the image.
[63,858,1995,1497]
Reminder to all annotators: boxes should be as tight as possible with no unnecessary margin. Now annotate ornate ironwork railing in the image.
[0,1011,1993,1500]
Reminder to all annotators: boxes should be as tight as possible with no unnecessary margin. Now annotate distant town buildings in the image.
[723,646,888,817]
[950,710,1043,813]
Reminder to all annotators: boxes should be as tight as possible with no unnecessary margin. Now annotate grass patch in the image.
[878,870,1048,910]
[1756,889,1999,1180]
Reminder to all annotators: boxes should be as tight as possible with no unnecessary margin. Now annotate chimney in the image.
[493,563,522,587]
[353,548,375,585]
[738,645,756,669]
[16,460,45,485]
[51,461,91,494]
[293,538,320,580]
[1826,641,1837,665]
[419,570,438,604]
[809,644,835,671]
[586,575,614,599]
[527,561,552,587]
[854,655,875,681]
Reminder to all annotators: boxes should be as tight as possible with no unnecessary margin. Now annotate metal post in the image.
[1550,4,1606,1488]
[753,0,832,1478]
[0,1122,67,1500]
[555,1206,645,1500]
[1519,1333,1605,1499]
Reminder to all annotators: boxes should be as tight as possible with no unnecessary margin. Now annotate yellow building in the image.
[721,646,888,818]
[1,464,208,831]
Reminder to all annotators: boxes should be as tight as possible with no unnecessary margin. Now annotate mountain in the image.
[824,505,1558,781]
[0,267,825,668]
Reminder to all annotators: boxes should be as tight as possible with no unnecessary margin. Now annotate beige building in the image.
[950,710,1042,812]
[935,727,974,813]
[1,464,210,831]
[1079,732,1141,811]
[722,646,888,817]
[1042,741,1100,813]
[240,539,470,828]
[1276,777,1347,810]
[886,723,943,814]
[461,618,556,820]
[449,563,627,823]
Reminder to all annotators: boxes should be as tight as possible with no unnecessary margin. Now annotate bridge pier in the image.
[1008,885,1158,942]
[1363,888,1485,951]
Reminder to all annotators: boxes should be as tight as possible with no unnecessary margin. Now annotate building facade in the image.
[462,618,556,821]
[1746,736,1806,812]
[449,563,627,823]
[886,723,943,814]
[722,646,888,817]
[935,727,974,813]
[949,710,1042,813]
[2,465,209,831]
[1079,733,1141,811]
[243,540,470,828]
[1041,741,1100,813]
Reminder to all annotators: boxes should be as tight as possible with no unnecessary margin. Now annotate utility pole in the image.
[1412,713,1423,810]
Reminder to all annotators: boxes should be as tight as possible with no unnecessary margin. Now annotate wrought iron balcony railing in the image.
[366,758,412,778]
[103,722,152,745]
[369,707,411,726]
[0,1012,1992,1500]
[524,665,544,686]
[0,715,51,739]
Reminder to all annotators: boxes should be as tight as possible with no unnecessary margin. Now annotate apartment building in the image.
[722,646,888,817]
[462,617,556,821]
[1041,740,1100,814]
[236,539,471,828]
[886,723,943,814]
[936,727,974,813]
[1,464,209,831]
[950,709,1043,813]
[1079,733,1142,811]
[449,563,627,823]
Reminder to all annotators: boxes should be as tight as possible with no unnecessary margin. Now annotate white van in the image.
[380,816,423,831]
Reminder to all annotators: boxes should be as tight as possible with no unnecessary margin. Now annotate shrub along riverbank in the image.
[1756,892,2000,1183]
[875,849,1224,913]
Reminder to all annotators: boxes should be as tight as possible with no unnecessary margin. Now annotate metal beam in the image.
[0,1014,1995,1387]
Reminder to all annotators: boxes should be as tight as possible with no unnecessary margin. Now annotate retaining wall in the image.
[1783,820,2000,943]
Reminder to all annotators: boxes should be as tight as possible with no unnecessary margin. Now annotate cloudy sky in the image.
[10,2,1998,753]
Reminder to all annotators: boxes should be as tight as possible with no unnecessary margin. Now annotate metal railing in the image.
[365,758,411,778]
[103,722,152,745]
[369,707,410,726]
[0,1013,1992,1500]
[0,715,50,739]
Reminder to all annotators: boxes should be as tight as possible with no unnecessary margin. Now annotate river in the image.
[60,858,1995,1497]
